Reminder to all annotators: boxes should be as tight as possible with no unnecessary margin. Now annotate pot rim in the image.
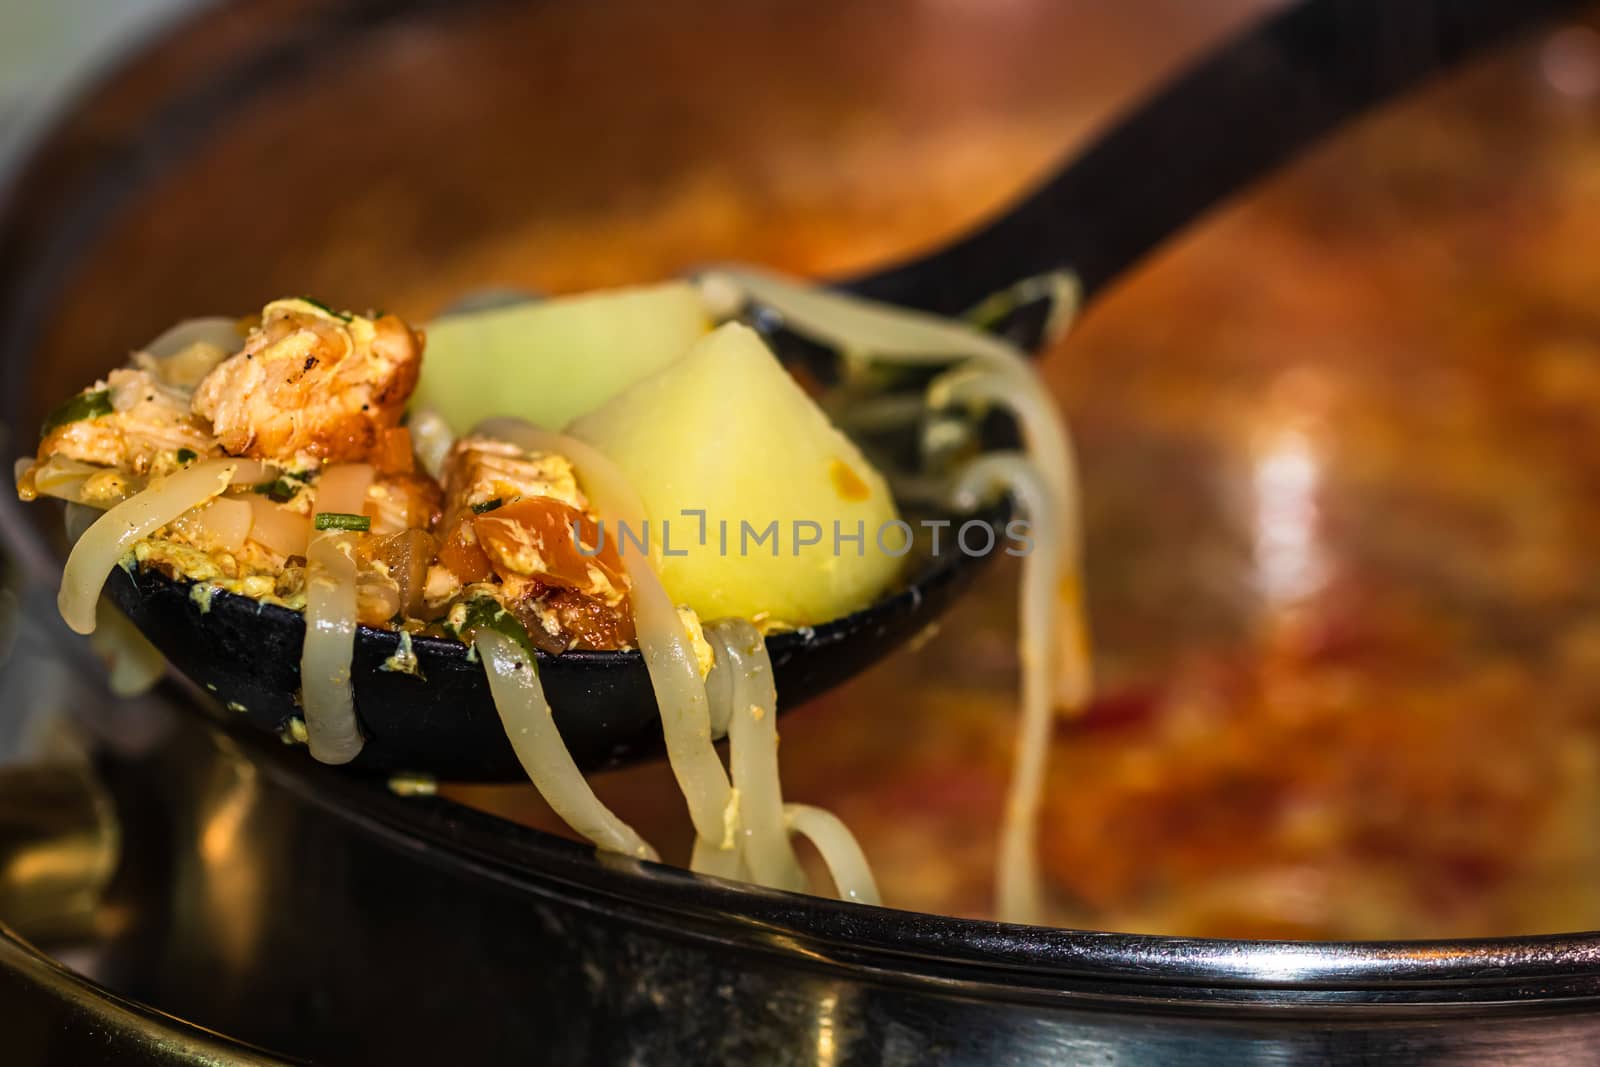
[218,708,1600,1010]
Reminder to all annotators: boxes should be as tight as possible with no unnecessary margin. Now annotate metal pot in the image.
[8,704,1600,1065]
[4,1,1600,1062]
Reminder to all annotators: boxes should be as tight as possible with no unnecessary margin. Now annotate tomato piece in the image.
[473,497,627,596]
[436,517,493,584]
[374,426,416,475]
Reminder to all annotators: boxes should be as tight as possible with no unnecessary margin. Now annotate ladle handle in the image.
[842,0,1587,316]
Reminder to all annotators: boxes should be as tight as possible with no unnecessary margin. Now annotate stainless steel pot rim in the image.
[0,918,299,1064]
[196,712,1600,1010]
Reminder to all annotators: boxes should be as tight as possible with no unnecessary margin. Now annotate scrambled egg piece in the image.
[133,539,306,610]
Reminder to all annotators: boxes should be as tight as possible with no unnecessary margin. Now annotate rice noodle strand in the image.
[951,454,1061,924]
[930,368,1091,707]
[59,459,236,634]
[698,266,1026,371]
[473,417,735,847]
[478,629,658,860]
[696,268,1092,924]
[707,619,807,893]
[784,804,881,906]
[302,530,364,764]
[689,834,747,880]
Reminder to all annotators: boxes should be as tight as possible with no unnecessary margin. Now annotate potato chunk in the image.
[568,323,902,626]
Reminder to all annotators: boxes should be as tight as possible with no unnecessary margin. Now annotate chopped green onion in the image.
[253,478,301,503]
[300,297,353,322]
[448,597,538,659]
[470,498,505,515]
[40,389,112,436]
[176,448,198,465]
[314,512,371,532]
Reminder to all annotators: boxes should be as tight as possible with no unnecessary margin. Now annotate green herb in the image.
[470,498,505,515]
[176,447,198,465]
[448,597,539,661]
[314,512,371,532]
[300,296,353,322]
[281,468,314,483]
[40,389,112,436]
[253,478,301,504]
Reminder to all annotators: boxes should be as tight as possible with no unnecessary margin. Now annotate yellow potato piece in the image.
[569,323,903,626]
[414,282,709,433]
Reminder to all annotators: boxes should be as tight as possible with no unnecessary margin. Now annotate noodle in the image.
[59,460,236,634]
[64,502,102,545]
[140,317,240,360]
[695,268,1091,923]
[302,529,364,764]
[698,267,1029,372]
[963,271,1082,345]
[27,455,105,504]
[92,598,167,697]
[298,463,377,765]
[408,407,456,480]
[929,367,1091,708]
[473,417,736,849]
[689,834,747,881]
[784,804,881,906]
[706,619,807,893]
[478,628,658,860]
[950,454,1061,923]
[474,419,868,901]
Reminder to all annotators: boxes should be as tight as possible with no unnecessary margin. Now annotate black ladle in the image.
[101,0,1581,780]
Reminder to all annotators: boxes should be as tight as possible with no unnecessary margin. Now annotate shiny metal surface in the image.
[47,710,1600,1062]
[0,763,119,944]
[0,919,292,1066]
[4,0,1600,1063]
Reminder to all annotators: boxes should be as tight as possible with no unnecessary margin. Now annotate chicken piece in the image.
[33,367,216,478]
[436,435,632,649]
[191,298,421,466]
[438,435,586,524]
[438,435,622,599]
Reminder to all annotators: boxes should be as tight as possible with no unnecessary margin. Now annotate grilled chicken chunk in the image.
[192,299,421,466]
[436,435,631,649]
[33,368,216,479]
[438,435,586,524]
